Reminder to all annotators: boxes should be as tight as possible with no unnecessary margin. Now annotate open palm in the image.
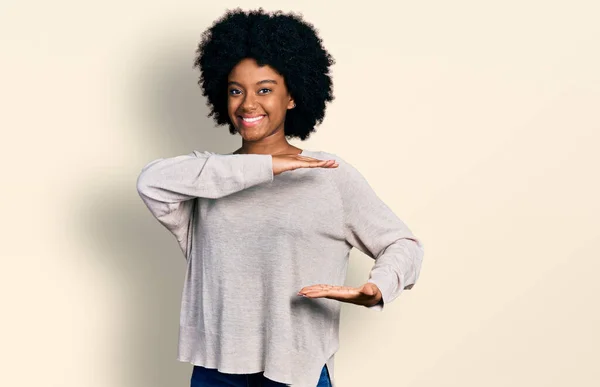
[297,282,382,307]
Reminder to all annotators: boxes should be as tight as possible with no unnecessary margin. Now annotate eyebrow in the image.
[227,79,278,87]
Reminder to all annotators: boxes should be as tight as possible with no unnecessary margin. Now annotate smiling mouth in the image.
[241,115,264,122]
[238,115,266,126]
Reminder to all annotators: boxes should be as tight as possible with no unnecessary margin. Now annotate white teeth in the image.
[242,116,264,122]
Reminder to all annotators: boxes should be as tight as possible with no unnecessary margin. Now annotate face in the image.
[227,58,295,142]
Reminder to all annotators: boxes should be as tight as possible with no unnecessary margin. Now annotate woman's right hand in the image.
[272,154,339,176]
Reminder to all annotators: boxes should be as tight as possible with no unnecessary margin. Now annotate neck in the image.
[234,141,302,156]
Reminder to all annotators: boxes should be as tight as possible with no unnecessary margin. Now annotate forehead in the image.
[228,58,283,83]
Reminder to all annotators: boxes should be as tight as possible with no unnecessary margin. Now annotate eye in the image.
[229,89,242,96]
[258,88,272,94]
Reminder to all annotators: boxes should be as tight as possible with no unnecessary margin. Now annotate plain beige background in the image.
[1,0,598,386]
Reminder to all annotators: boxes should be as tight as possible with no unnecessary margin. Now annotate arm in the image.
[333,158,424,311]
[136,150,274,257]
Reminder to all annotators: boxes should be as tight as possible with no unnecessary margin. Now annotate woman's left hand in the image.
[297,282,382,307]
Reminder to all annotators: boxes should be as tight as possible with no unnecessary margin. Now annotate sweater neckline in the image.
[228,149,306,156]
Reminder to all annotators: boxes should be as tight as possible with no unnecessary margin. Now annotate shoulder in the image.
[191,150,215,157]
[303,149,348,166]
[304,150,366,183]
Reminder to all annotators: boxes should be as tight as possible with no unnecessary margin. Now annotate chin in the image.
[238,128,267,141]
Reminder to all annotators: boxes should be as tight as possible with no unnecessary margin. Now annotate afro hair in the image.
[193,8,335,140]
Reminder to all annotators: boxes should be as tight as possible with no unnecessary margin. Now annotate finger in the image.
[299,157,332,164]
[299,285,354,296]
[296,156,338,165]
[289,160,336,172]
[298,284,335,293]
[301,289,356,302]
[308,284,350,291]
[299,290,328,298]
[301,288,348,297]
[298,285,325,294]
[295,155,321,160]
[308,160,338,168]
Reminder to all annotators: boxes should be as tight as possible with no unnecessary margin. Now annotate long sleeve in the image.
[332,158,424,311]
[136,150,274,258]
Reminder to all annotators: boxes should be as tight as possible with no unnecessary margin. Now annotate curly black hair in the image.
[193,8,335,140]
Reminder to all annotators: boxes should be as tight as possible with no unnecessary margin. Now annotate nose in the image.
[240,92,257,111]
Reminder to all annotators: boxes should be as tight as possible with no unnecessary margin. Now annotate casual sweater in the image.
[136,148,424,387]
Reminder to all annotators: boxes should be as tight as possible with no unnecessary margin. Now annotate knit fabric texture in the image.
[136,149,424,387]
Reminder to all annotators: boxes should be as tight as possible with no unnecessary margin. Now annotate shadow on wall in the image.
[74,29,240,387]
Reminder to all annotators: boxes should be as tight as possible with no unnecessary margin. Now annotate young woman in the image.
[136,8,424,387]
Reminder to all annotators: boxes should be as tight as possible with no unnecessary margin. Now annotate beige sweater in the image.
[136,148,424,387]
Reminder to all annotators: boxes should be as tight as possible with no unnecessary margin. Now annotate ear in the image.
[287,97,296,110]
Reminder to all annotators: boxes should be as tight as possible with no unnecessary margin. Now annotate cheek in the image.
[263,98,287,116]
[227,97,236,111]
[227,98,240,118]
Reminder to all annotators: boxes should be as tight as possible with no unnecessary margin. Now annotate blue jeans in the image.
[190,364,332,387]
